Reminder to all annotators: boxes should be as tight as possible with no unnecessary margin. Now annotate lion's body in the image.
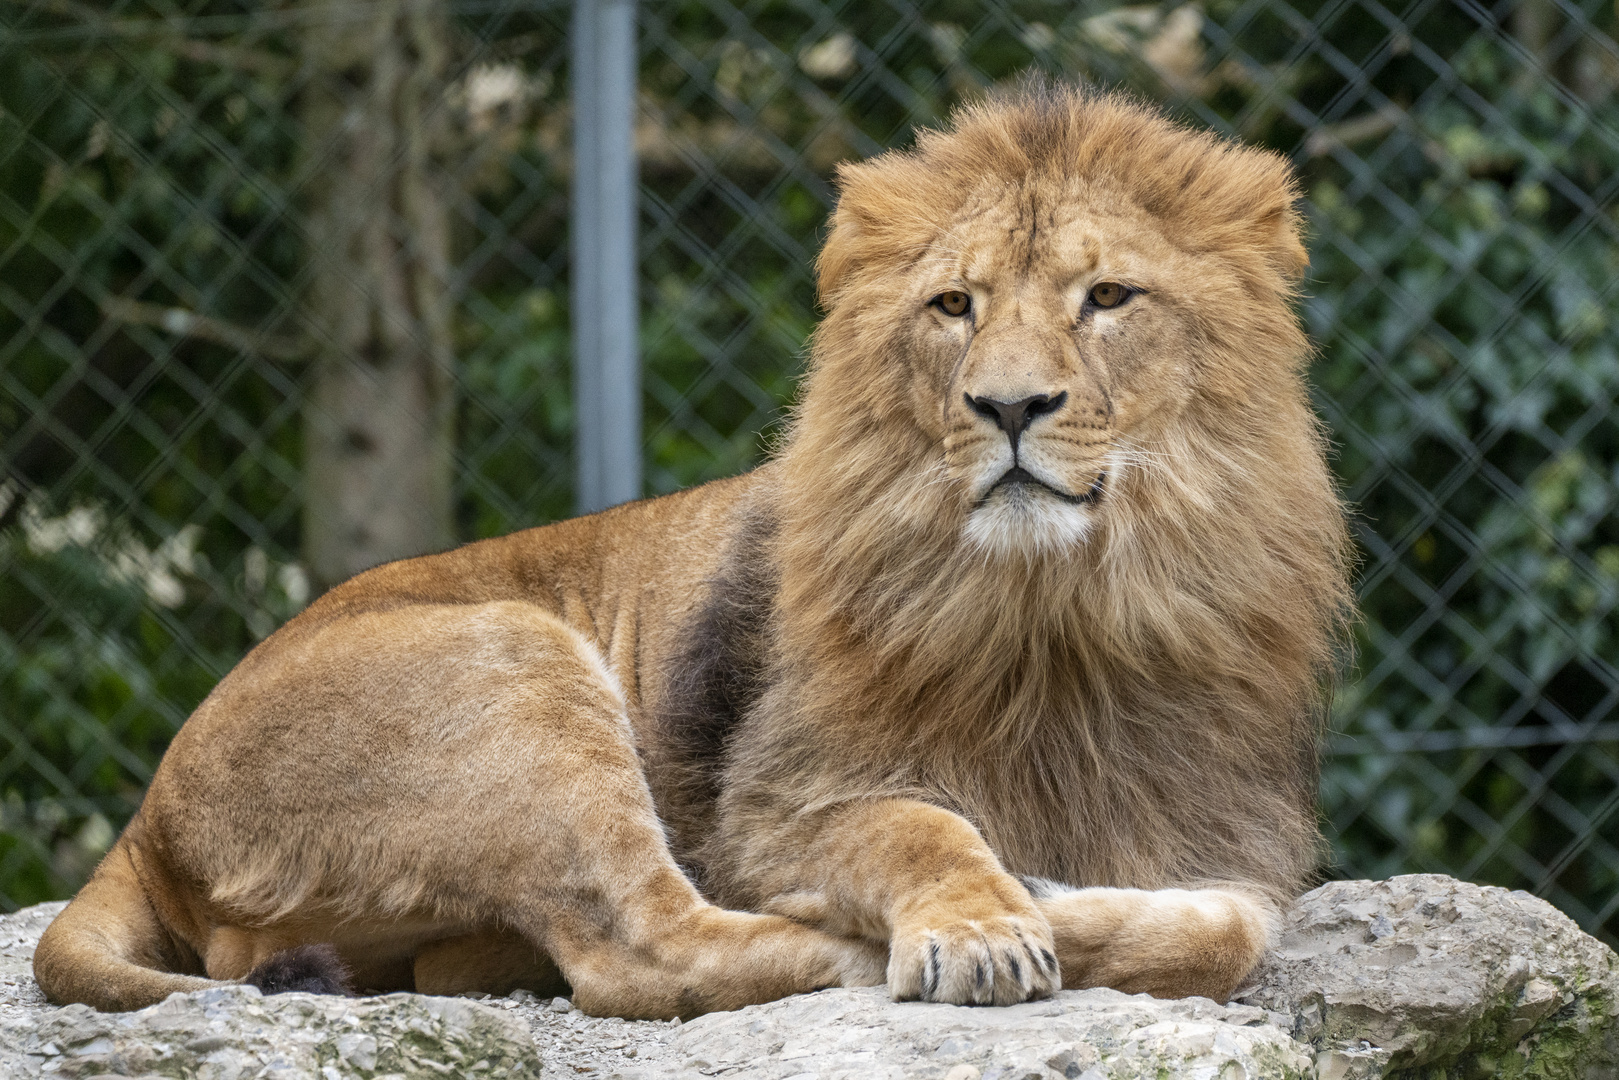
[36,86,1351,1018]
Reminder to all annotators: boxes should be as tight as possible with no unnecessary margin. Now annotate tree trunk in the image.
[298,0,455,591]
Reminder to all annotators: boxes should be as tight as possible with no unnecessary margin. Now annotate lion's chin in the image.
[963,488,1095,560]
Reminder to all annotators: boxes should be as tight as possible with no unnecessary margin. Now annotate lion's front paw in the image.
[887,889,1059,1005]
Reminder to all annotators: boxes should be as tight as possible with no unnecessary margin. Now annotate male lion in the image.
[36,85,1351,1018]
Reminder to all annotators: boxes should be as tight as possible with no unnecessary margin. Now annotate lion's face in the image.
[899,187,1201,558]
[802,90,1312,567]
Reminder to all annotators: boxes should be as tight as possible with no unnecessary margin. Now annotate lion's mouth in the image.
[985,467,1107,506]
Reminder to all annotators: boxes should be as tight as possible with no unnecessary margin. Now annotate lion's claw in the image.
[888,910,1059,1005]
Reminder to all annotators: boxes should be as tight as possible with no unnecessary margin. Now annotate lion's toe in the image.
[888,915,1058,1006]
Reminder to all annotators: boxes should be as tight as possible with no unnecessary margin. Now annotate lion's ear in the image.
[1244,150,1310,284]
[818,156,939,306]
[1199,145,1310,287]
[1264,203,1309,283]
[817,160,878,306]
[816,204,862,307]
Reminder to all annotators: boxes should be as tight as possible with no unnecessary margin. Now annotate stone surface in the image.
[636,985,1313,1080]
[1237,874,1619,1079]
[0,875,1614,1078]
[1,985,538,1079]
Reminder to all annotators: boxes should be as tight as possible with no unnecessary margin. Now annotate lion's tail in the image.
[33,835,216,1012]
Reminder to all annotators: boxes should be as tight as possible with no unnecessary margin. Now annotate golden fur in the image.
[35,85,1352,1018]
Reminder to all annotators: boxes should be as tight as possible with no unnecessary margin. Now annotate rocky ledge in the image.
[0,875,1613,1079]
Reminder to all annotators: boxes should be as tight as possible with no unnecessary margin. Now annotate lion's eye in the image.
[1089,282,1130,309]
[933,291,971,317]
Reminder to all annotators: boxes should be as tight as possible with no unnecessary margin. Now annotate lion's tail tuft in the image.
[246,943,353,996]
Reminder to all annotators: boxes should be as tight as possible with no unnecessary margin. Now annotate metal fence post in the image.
[571,0,641,514]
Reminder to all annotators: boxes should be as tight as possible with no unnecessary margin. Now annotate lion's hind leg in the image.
[125,600,880,1019]
[214,600,883,1019]
[1024,879,1274,1002]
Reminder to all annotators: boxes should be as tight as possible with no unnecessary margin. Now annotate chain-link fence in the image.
[3,0,1617,943]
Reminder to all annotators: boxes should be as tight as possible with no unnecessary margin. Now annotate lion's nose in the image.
[965,391,1067,451]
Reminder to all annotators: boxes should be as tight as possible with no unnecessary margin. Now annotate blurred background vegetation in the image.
[1,0,1617,942]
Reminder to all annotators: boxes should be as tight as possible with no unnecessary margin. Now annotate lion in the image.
[34,84,1352,1019]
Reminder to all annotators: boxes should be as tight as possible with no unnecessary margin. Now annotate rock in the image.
[0,875,1614,1078]
[1,977,537,1078]
[1236,874,1619,1079]
[631,986,1314,1079]
[9,988,537,1078]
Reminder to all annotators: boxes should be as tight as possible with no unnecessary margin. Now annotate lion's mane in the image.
[708,86,1354,906]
